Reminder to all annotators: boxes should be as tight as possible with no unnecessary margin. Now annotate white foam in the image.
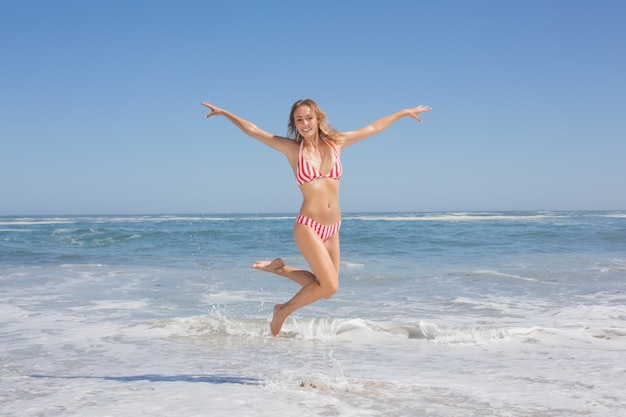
[69,300,150,311]
[601,212,626,218]
[472,269,538,282]
[346,213,557,222]
[3,299,625,417]
[341,261,365,269]
[0,219,75,226]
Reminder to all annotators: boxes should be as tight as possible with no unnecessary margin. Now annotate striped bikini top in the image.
[296,139,343,186]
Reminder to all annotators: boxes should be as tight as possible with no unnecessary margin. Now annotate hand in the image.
[408,105,432,123]
[201,102,225,119]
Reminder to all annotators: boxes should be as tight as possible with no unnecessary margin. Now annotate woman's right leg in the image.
[251,258,317,287]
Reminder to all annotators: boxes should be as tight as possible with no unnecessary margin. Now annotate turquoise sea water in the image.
[1,211,625,416]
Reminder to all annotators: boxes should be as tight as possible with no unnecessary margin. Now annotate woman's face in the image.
[293,105,318,139]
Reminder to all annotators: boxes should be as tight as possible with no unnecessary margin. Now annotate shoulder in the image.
[323,133,346,152]
[261,134,299,156]
[277,137,300,161]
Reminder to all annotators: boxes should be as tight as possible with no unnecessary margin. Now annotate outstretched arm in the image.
[340,105,432,148]
[201,102,294,154]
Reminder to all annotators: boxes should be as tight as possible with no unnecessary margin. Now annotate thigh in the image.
[293,223,339,284]
[324,232,340,274]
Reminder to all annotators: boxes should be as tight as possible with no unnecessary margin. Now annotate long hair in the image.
[287,99,341,145]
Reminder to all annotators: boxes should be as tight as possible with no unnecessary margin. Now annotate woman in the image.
[201,99,431,336]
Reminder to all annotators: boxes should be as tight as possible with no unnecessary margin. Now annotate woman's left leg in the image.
[269,224,340,336]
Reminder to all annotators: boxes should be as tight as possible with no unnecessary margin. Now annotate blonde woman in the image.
[202,99,431,336]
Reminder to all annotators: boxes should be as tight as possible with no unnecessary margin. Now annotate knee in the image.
[322,280,339,299]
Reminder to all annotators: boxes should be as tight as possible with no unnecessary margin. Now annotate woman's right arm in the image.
[201,102,294,154]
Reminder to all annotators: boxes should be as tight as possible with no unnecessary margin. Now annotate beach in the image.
[1,212,625,416]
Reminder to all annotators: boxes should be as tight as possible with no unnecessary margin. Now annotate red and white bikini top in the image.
[296,139,343,186]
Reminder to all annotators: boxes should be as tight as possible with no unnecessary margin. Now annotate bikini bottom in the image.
[295,214,341,242]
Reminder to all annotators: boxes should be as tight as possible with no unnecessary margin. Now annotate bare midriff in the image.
[298,179,341,225]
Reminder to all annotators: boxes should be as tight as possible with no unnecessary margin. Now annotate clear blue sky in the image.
[1,0,625,215]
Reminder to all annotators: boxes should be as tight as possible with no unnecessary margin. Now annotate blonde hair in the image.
[287,99,341,145]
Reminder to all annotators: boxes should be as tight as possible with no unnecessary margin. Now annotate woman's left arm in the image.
[340,105,431,148]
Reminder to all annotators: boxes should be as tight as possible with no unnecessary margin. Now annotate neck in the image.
[303,134,322,147]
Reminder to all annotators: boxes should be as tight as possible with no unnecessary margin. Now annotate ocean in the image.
[1,211,625,416]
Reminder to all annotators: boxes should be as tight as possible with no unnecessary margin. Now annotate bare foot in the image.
[270,304,288,337]
[251,258,284,273]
